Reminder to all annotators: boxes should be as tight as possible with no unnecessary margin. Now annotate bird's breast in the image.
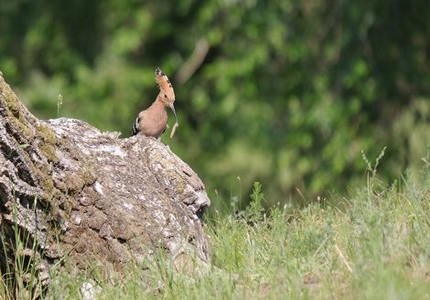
[140,108,168,138]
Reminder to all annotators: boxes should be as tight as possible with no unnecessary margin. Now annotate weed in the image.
[57,94,63,118]
[0,196,45,299]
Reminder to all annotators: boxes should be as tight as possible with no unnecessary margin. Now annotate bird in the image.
[132,67,178,138]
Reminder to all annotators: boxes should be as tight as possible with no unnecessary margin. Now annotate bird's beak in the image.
[169,103,178,124]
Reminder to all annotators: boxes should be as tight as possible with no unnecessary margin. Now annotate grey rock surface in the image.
[0,74,210,288]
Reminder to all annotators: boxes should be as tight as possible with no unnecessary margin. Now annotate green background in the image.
[1,0,430,210]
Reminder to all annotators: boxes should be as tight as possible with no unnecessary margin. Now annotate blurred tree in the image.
[1,0,429,210]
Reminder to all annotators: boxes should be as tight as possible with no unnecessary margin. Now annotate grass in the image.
[2,167,430,299]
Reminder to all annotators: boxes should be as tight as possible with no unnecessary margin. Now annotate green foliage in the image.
[235,181,266,224]
[1,0,430,205]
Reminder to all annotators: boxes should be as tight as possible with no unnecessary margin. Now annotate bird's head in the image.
[156,67,175,105]
[155,67,178,123]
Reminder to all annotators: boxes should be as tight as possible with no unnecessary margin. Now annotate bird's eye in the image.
[164,94,167,98]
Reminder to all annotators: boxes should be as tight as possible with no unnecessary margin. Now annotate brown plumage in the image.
[132,67,178,138]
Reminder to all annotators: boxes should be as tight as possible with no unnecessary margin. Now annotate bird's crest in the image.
[155,67,175,103]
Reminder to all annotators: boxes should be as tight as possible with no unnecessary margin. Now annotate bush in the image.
[1,0,430,207]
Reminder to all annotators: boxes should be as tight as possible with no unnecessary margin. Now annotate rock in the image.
[0,73,210,295]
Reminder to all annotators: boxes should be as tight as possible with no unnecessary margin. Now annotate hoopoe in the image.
[132,67,178,138]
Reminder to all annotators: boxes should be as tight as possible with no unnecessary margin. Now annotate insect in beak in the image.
[169,103,179,138]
